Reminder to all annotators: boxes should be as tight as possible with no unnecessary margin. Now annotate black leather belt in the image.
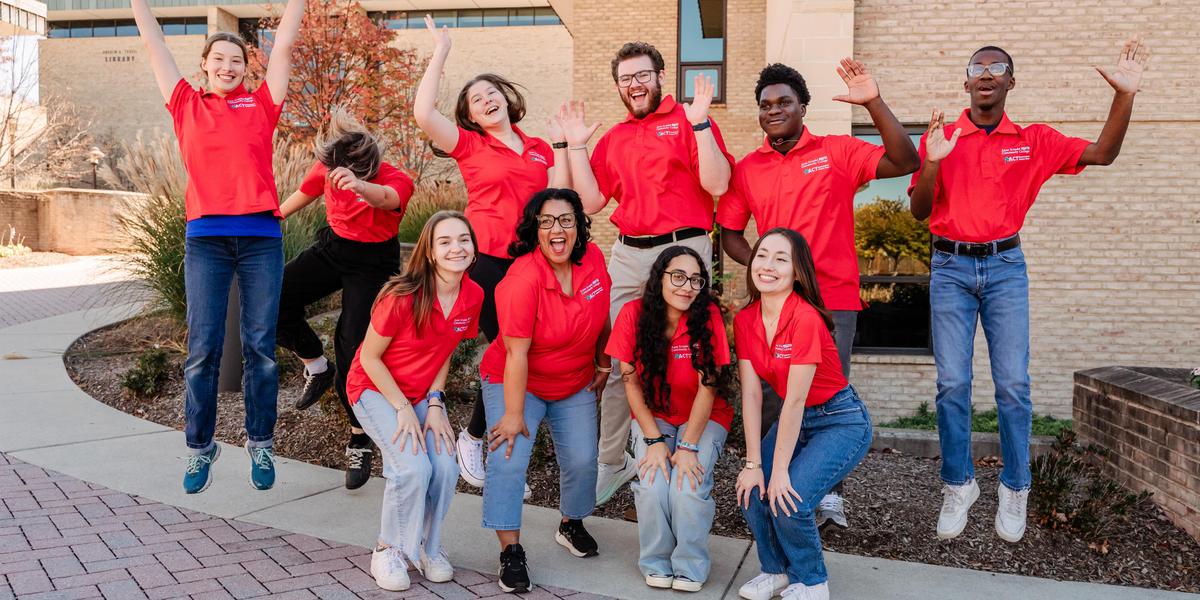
[933,234,1020,257]
[618,227,708,249]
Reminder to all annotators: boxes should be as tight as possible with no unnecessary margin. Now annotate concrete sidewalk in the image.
[0,301,1195,599]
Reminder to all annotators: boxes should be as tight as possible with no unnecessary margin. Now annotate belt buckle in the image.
[962,242,990,257]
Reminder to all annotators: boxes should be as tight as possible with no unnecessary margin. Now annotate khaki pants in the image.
[599,234,713,466]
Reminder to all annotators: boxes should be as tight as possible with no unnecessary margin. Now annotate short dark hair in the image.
[508,188,592,265]
[970,46,1014,74]
[754,63,811,105]
[611,42,665,82]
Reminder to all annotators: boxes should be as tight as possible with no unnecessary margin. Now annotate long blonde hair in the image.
[374,210,477,331]
[315,107,381,181]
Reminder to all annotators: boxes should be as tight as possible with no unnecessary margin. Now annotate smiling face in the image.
[466,79,509,129]
[750,233,796,296]
[431,217,475,277]
[536,199,578,267]
[615,55,664,119]
[757,83,805,140]
[964,49,1015,112]
[661,254,703,314]
[201,40,247,94]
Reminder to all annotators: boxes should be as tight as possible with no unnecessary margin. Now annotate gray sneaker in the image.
[816,493,848,530]
[595,453,637,507]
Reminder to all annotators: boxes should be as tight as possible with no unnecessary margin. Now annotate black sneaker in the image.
[498,543,530,593]
[554,519,598,558]
[295,367,335,410]
[345,445,372,491]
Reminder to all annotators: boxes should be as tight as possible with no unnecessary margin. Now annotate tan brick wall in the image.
[0,189,149,254]
[848,0,1200,421]
[0,191,41,249]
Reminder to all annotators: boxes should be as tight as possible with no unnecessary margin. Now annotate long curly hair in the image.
[508,188,591,264]
[632,246,731,414]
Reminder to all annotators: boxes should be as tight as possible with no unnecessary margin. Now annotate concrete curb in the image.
[872,428,1057,459]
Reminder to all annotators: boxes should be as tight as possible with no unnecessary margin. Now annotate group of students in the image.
[130,1,1149,597]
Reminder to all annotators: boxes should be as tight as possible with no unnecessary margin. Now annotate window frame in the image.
[676,0,726,104]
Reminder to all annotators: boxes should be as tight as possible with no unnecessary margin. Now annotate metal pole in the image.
[217,277,243,392]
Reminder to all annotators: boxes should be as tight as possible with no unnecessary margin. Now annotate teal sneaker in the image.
[183,445,220,494]
[246,443,276,490]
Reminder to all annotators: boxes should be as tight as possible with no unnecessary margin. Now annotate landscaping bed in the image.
[64,313,1199,594]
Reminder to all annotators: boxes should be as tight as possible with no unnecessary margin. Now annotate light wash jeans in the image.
[481,379,598,530]
[183,236,283,455]
[741,387,872,586]
[930,245,1033,491]
[352,390,459,563]
[629,419,726,583]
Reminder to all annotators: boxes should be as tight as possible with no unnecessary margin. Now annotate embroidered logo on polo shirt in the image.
[227,95,257,110]
[1001,146,1032,163]
[773,343,792,359]
[580,278,605,301]
[528,151,549,166]
[452,317,473,333]
[671,343,692,361]
[656,123,680,137]
[801,156,830,174]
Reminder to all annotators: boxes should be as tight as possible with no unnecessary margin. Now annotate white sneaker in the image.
[456,431,485,488]
[672,576,703,592]
[595,453,637,506]
[523,483,532,501]
[645,574,673,589]
[370,547,410,591]
[781,582,829,600]
[816,493,848,529]
[995,484,1030,543]
[419,548,454,583]
[738,572,789,600]
[936,479,980,540]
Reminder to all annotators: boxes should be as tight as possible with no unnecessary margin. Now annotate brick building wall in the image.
[850,0,1200,421]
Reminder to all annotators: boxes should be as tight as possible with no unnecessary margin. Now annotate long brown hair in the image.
[745,228,834,332]
[315,107,381,181]
[374,210,478,331]
[431,73,528,158]
[199,32,249,87]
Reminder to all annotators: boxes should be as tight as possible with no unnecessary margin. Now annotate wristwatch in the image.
[691,119,712,132]
[551,141,568,149]
[677,440,700,453]
[426,390,446,406]
[743,460,761,470]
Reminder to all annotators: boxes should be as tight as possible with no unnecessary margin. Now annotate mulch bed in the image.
[64,313,1200,594]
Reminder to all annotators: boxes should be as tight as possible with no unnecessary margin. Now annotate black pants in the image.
[275,227,400,430]
[466,253,514,438]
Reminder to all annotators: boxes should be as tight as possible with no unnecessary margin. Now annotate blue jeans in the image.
[930,245,1032,491]
[353,390,459,563]
[741,387,872,586]
[630,419,726,583]
[183,236,283,455]
[481,379,598,530]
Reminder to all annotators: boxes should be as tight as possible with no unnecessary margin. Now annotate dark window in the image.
[115,20,138,36]
[677,0,725,103]
[534,7,561,25]
[69,21,92,37]
[375,11,406,29]
[482,9,508,26]
[161,19,187,35]
[457,10,483,27]
[508,8,535,26]
[428,10,455,28]
[92,20,115,37]
[48,22,70,38]
[852,130,931,354]
[185,19,206,35]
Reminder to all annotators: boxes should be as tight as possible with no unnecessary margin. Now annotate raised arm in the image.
[683,75,731,196]
[1078,35,1149,166]
[131,0,183,102]
[909,109,960,221]
[547,102,571,189]
[278,190,320,219]
[561,100,606,213]
[263,0,305,104]
[832,58,919,178]
[414,15,461,154]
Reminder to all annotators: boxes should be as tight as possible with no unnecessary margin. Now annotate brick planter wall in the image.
[1074,366,1200,540]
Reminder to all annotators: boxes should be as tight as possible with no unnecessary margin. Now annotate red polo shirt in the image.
[605,299,734,431]
[479,243,611,400]
[167,78,283,221]
[733,293,847,407]
[589,96,735,236]
[451,126,553,258]
[718,129,884,311]
[298,161,415,243]
[345,279,484,405]
[907,110,1090,243]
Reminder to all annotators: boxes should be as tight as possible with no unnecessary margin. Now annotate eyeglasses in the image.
[537,213,577,229]
[617,70,656,88]
[665,270,706,291]
[966,62,1010,78]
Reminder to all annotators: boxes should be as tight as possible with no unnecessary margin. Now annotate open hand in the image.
[736,467,765,510]
[547,101,568,144]
[392,405,425,455]
[671,448,704,492]
[924,109,960,163]
[1096,35,1149,94]
[682,74,714,126]
[766,471,803,517]
[638,442,671,486]
[560,100,601,147]
[832,58,879,105]
[423,405,455,455]
[424,14,450,53]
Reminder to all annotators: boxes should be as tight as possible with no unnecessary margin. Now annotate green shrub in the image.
[116,194,188,320]
[878,402,1072,436]
[398,185,468,244]
[121,348,172,397]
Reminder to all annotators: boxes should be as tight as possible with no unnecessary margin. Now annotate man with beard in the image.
[717,60,919,531]
[910,39,1148,543]
[560,41,734,507]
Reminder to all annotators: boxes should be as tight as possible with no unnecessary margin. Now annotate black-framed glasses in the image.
[617,69,656,88]
[665,270,706,291]
[966,62,1010,78]
[537,213,577,229]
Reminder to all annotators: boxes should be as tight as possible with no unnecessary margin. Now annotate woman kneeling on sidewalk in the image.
[605,245,733,593]
[734,229,873,600]
[477,189,611,593]
[344,211,483,592]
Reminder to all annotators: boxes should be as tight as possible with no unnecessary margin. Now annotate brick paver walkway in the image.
[0,257,139,329]
[0,452,597,600]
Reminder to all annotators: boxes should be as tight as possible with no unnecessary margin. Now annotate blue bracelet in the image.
[677,440,700,452]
